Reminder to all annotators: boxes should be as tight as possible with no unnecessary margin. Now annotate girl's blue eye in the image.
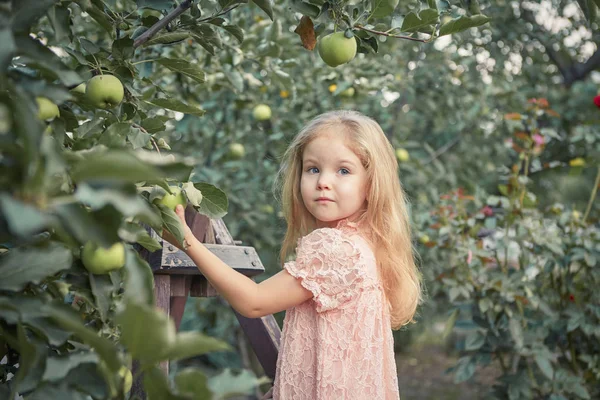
[339,168,350,175]
[307,167,319,173]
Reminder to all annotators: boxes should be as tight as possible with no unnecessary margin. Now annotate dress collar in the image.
[335,218,360,232]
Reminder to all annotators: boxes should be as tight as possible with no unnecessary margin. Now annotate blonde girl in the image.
[164,110,422,399]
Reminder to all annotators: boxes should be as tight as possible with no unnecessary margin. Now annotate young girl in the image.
[164,110,422,399]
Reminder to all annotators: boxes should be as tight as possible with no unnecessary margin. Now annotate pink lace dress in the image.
[272,219,400,400]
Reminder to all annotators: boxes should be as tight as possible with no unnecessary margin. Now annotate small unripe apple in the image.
[340,87,355,97]
[419,234,430,244]
[228,143,245,160]
[36,97,60,121]
[82,242,126,274]
[395,148,410,162]
[252,104,271,121]
[86,75,124,109]
[155,186,187,211]
[318,31,357,67]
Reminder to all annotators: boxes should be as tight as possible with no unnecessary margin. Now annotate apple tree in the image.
[1,0,548,398]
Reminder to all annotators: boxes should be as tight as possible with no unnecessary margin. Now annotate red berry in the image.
[594,95,600,108]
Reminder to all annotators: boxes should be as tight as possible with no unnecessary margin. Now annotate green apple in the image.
[260,204,274,214]
[419,234,430,244]
[155,186,187,210]
[340,87,355,97]
[36,97,60,121]
[228,143,245,160]
[252,104,271,121]
[395,148,410,162]
[119,367,133,393]
[318,31,357,67]
[86,75,124,109]
[70,83,86,94]
[82,242,126,274]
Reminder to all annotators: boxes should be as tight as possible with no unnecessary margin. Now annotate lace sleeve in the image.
[283,228,366,312]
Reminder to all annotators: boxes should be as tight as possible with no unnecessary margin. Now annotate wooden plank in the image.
[170,276,191,329]
[158,243,264,276]
[189,275,218,297]
[154,275,171,375]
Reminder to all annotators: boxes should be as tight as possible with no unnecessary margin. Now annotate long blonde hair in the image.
[274,110,422,329]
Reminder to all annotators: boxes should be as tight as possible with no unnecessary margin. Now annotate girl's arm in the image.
[161,205,313,318]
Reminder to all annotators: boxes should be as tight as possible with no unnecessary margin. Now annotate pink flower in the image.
[533,134,544,146]
[482,206,494,217]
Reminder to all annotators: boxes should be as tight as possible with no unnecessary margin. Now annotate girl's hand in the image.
[160,205,196,252]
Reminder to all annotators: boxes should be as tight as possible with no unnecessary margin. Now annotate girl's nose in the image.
[316,174,331,190]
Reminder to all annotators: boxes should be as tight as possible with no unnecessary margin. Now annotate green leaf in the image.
[23,382,92,400]
[182,181,203,207]
[14,35,83,86]
[47,5,72,43]
[439,14,491,36]
[442,308,459,339]
[128,126,152,149]
[192,182,228,218]
[222,25,244,43]
[53,203,118,248]
[453,356,476,383]
[174,368,212,399]
[251,0,274,21]
[0,28,16,72]
[164,331,232,362]
[157,203,185,246]
[144,32,190,46]
[80,2,114,36]
[0,242,72,292]
[11,0,57,33]
[464,330,486,350]
[508,318,524,349]
[115,301,177,365]
[123,250,156,306]
[143,366,190,400]
[370,0,400,19]
[0,194,52,237]
[136,0,176,11]
[208,368,271,399]
[156,58,206,84]
[290,0,321,18]
[141,117,167,133]
[12,322,47,393]
[42,352,98,382]
[89,274,113,322]
[401,9,439,33]
[112,37,134,60]
[145,97,206,117]
[71,150,166,183]
[119,222,162,252]
[74,183,161,228]
[534,353,554,379]
[45,304,123,371]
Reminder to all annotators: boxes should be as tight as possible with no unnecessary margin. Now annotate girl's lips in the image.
[316,198,332,202]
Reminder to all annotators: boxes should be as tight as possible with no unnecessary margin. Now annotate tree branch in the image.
[422,136,462,165]
[133,0,193,48]
[354,24,429,43]
[520,6,600,86]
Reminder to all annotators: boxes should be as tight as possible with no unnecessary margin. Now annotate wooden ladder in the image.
[131,205,281,398]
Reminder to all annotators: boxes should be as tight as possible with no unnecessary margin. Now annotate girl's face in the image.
[300,131,368,228]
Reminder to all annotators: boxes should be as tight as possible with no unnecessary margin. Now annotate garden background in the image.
[0,0,599,399]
